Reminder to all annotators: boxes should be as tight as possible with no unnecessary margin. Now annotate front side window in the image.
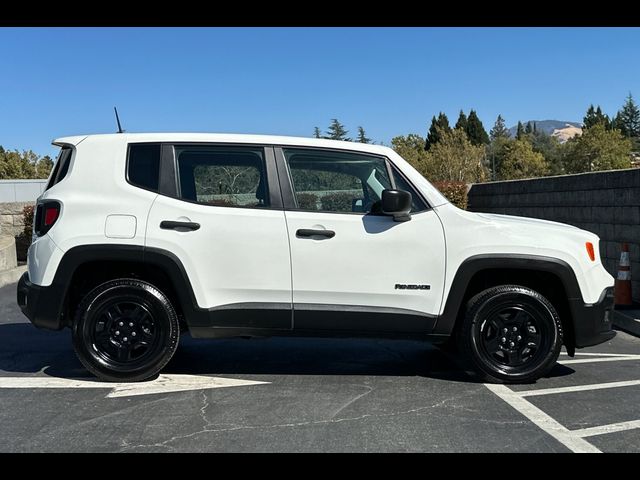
[176,146,269,208]
[283,148,392,213]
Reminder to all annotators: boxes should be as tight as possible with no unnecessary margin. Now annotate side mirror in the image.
[381,189,412,222]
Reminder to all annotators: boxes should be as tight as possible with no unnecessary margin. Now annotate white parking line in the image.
[484,383,602,453]
[559,356,640,365]
[518,379,640,397]
[572,420,640,438]
[560,352,640,357]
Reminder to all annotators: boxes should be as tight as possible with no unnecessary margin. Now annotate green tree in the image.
[497,139,549,180]
[420,127,488,183]
[583,104,611,130]
[425,112,451,150]
[455,110,468,131]
[313,127,322,139]
[391,134,429,167]
[531,130,563,176]
[489,114,510,140]
[356,126,371,144]
[326,119,350,141]
[563,123,632,174]
[36,156,54,178]
[516,121,525,140]
[525,121,533,135]
[612,93,640,139]
[466,110,489,146]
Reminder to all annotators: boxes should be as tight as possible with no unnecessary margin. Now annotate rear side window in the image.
[127,144,161,192]
[45,147,73,190]
[175,146,269,208]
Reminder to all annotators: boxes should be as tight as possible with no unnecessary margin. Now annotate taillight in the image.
[34,201,61,236]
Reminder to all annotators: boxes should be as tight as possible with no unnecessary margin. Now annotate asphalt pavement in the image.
[1,283,639,452]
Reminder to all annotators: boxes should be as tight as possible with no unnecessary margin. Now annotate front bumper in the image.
[17,272,65,330]
[570,286,615,348]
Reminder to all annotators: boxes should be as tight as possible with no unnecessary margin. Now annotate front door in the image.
[277,147,446,334]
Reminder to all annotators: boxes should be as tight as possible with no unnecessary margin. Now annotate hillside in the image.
[508,120,582,137]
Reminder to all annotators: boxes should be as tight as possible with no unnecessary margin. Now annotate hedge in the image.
[431,181,468,209]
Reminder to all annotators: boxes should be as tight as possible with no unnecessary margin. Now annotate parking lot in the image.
[1,283,639,452]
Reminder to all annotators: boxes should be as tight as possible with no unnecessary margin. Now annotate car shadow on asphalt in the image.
[0,322,575,384]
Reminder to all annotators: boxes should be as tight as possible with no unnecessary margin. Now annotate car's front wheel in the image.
[457,285,562,384]
[72,279,179,382]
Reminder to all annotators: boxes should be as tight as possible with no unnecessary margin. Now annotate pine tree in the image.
[489,115,510,140]
[466,110,490,146]
[455,110,468,131]
[583,104,611,130]
[525,121,533,135]
[326,119,350,141]
[425,112,451,150]
[356,126,371,144]
[313,127,322,139]
[613,93,640,138]
[516,121,525,140]
[533,122,537,134]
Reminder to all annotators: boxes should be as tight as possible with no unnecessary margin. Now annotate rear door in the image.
[144,143,292,330]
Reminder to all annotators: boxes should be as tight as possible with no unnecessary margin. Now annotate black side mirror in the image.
[381,189,412,222]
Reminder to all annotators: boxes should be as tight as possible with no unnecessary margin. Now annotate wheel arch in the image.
[54,245,203,328]
[434,254,582,352]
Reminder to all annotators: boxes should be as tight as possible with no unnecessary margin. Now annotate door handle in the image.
[160,220,201,231]
[296,228,335,239]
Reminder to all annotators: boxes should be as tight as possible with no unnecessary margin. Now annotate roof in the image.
[52,132,393,155]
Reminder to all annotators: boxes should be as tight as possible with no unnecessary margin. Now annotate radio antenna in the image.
[114,107,124,133]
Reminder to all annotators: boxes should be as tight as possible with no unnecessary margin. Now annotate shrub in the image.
[23,204,35,239]
[432,181,468,210]
[320,192,354,212]
[296,192,319,210]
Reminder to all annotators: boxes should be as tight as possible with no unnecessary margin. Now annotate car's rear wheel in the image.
[72,279,179,382]
[457,285,562,384]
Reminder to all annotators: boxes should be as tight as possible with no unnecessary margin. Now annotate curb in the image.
[613,309,640,337]
[0,265,27,289]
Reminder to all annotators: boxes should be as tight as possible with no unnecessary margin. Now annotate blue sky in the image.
[1,27,639,157]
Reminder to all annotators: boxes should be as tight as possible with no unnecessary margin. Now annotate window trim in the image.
[154,143,284,211]
[275,145,432,215]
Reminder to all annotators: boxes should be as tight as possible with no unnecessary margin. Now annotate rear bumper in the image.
[17,272,65,330]
[571,286,616,348]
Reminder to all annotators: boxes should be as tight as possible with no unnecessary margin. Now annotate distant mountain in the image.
[508,120,582,137]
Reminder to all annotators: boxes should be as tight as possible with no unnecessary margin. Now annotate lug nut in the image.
[129,322,134,327]
[115,330,120,335]
[503,328,508,334]
[512,327,518,332]
[517,335,522,341]
[501,337,506,343]
[509,342,515,347]
[119,322,124,327]
[132,332,136,337]
[123,337,128,342]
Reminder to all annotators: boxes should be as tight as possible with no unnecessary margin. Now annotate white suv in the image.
[17,133,615,383]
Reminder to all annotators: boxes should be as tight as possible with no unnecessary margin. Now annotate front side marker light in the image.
[585,242,595,262]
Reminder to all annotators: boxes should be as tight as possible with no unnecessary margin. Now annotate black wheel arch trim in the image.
[433,254,584,336]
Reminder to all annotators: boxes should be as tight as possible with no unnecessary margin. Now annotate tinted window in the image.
[176,147,268,208]
[283,148,392,213]
[45,147,73,190]
[390,165,429,212]
[128,144,161,192]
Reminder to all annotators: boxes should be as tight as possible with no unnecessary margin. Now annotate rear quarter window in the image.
[127,144,161,192]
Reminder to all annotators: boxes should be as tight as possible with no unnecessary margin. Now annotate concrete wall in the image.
[0,180,46,202]
[467,168,640,302]
[0,201,32,237]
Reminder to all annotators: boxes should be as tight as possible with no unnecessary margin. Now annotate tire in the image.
[457,285,562,384]
[72,279,180,382]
